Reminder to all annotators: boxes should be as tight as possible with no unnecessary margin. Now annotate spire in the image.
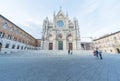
[60,6,62,11]
[53,11,56,17]
[66,11,68,17]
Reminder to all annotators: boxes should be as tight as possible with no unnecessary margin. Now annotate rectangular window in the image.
[24,47,26,49]
[22,40,24,43]
[21,46,23,50]
[17,45,19,49]
[69,26,74,28]
[13,37,17,41]
[7,35,12,40]
[18,39,21,42]
[0,32,5,38]
[5,44,9,48]
[12,45,15,49]
[0,32,2,37]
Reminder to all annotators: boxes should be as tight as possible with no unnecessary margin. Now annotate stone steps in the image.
[19,50,93,55]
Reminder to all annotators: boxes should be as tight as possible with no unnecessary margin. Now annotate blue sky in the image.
[0,0,120,42]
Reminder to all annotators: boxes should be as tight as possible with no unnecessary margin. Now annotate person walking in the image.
[0,43,2,52]
[0,39,3,52]
[98,50,103,59]
[93,50,96,56]
[71,50,73,55]
[68,49,70,55]
[94,48,99,58]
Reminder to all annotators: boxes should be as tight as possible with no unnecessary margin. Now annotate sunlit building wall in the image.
[93,31,120,53]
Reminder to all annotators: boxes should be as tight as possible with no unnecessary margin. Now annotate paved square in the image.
[0,51,120,81]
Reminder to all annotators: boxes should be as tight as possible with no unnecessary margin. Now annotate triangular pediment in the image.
[56,10,66,18]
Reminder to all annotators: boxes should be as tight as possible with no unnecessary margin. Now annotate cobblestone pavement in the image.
[0,51,120,81]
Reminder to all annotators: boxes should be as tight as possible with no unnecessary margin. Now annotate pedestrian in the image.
[93,50,96,56]
[95,48,99,58]
[68,49,70,55]
[71,50,73,55]
[98,50,103,59]
[0,43,2,52]
[0,37,2,52]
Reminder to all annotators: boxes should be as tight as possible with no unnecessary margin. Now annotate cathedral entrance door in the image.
[69,43,73,50]
[49,43,53,50]
[58,41,63,50]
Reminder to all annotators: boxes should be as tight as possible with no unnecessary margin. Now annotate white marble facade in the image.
[42,9,81,50]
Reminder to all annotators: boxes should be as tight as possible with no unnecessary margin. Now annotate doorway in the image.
[58,41,63,50]
[69,43,73,50]
[49,43,53,50]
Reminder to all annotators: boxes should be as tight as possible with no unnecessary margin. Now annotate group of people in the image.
[93,48,103,59]
[68,49,72,55]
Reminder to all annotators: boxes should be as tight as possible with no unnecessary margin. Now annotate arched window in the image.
[2,22,8,29]
[16,29,19,34]
[10,27,14,32]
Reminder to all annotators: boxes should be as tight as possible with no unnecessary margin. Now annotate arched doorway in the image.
[58,41,63,50]
[69,43,73,50]
[49,43,53,50]
[116,48,120,53]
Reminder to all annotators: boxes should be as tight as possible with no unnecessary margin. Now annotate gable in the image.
[56,10,66,19]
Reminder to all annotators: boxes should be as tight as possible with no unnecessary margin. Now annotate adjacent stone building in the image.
[0,15,41,50]
[41,9,81,50]
[93,31,120,53]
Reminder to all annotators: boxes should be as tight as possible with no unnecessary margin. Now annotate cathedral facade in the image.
[42,9,81,50]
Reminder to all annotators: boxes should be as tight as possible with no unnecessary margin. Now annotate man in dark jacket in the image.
[68,49,70,55]
[95,49,98,58]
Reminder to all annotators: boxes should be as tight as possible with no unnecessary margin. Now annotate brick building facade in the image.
[0,15,40,50]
